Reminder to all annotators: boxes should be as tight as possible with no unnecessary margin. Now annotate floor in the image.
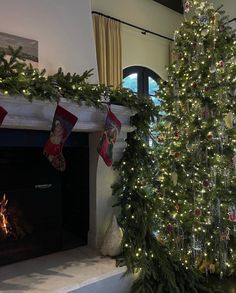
[0,246,133,293]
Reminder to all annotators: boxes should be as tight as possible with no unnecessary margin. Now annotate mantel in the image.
[0,95,136,133]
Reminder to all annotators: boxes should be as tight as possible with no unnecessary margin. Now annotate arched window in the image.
[123,66,160,105]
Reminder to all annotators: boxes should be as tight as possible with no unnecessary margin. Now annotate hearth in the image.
[0,128,89,266]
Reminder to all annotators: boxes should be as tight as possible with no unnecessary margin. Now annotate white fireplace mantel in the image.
[0,95,136,249]
[0,95,135,133]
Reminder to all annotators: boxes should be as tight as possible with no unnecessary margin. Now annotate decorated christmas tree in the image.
[156,0,236,277]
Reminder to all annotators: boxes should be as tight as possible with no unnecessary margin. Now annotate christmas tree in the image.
[156,0,236,277]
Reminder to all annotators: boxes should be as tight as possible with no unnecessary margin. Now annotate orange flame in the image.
[0,194,10,236]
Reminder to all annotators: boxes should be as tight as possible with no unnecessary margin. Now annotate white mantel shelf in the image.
[0,95,136,133]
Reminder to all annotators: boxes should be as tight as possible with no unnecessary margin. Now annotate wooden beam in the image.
[153,0,183,14]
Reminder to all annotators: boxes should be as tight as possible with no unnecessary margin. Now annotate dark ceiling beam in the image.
[153,0,183,14]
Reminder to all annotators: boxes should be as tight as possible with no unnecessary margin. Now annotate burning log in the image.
[0,194,32,240]
[0,194,10,238]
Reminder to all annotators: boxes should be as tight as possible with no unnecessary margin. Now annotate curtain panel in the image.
[93,14,122,88]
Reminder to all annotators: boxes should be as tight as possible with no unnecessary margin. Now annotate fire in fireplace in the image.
[0,128,89,266]
[0,194,10,237]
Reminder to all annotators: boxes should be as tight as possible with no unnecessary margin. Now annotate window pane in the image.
[148,77,161,106]
[123,73,138,93]
[148,77,159,95]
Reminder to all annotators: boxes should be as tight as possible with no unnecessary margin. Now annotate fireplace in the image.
[0,128,89,266]
[0,95,135,268]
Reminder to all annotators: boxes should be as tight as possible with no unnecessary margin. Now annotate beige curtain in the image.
[93,14,122,88]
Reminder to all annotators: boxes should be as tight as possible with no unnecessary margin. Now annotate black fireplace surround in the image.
[0,128,89,266]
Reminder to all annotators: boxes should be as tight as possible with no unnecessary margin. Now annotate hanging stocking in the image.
[0,106,7,126]
[97,108,121,166]
[44,105,78,171]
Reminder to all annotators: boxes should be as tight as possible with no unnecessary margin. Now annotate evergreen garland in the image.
[0,46,139,108]
[113,101,214,292]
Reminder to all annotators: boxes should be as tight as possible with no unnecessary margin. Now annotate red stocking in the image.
[0,106,8,126]
[44,105,78,171]
[97,109,121,166]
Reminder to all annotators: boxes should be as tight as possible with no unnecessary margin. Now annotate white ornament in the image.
[209,64,216,73]
[232,56,236,65]
[224,112,234,129]
[192,235,202,251]
[171,172,178,186]
[101,215,123,257]
[214,12,220,22]
[201,28,209,37]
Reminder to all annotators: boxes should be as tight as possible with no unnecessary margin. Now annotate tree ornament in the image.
[184,1,190,13]
[174,130,180,139]
[201,28,209,37]
[231,56,236,65]
[157,133,165,143]
[192,82,197,88]
[44,105,78,171]
[203,179,210,187]
[195,208,202,217]
[209,64,216,73]
[171,172,178,186]
[204,86,209,92]
[207,131,213,140]
[156,232,165,244]
[209,263,216,274]
[220,24,225,32]
[199,15,209,26]
[217,60,224,70]
[232,87,236,97]
[192,236,203,251]
[220,228,230,241]
[213,12,221,23]
[174,152,181,160]
[198,260,210,273]
[167,223,174,233]
[228,205,236,222]
[224,112,234,129]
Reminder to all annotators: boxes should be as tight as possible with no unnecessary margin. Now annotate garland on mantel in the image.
[0,48,213,292]
[0,47,151,111]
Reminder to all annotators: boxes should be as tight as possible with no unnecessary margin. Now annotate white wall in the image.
[0,0,98,82]
[92,0,182,79]
[212,0,236,29]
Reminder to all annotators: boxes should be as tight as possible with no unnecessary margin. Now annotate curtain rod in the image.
[228,18,236,24]
[92,11,235,41]
[92,11,174,42]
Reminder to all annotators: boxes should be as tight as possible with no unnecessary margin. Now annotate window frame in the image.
[123,66,160,96]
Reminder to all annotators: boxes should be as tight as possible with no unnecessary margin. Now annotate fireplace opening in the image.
[0,128,89,266]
